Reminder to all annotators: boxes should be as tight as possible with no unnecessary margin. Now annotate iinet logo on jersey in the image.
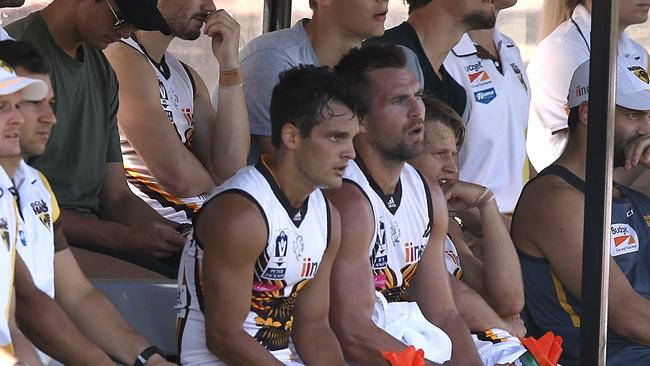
[610,223,640,257]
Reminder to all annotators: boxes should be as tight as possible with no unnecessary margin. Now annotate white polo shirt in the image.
[14,160,60,300]
[0,168,19,354]
[443,31,531,213]
[526,4,649,171]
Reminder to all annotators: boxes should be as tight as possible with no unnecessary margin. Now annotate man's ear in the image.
[579,102,590,127]
[358,116,370,134]
[281,123,300,151]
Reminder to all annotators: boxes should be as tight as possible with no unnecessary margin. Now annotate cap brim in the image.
[115,0,172,34]
[616,89,650,111]
[0,76,48,101]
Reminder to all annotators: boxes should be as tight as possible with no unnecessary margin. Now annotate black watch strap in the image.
[134,345,164,366]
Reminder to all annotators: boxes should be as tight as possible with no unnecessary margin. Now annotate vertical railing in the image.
[580,0,618,365]
[263,0,292,33]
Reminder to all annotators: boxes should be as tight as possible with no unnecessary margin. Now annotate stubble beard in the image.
[462,10,496,31]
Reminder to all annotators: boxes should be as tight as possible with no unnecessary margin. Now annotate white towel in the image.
[371,291,453,364]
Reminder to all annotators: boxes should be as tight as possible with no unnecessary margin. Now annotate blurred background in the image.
[3,0,648,88]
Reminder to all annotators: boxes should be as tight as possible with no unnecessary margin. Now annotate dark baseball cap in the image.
[115,0,172,34]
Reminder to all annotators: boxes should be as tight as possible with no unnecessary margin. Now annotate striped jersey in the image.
[343,158,432,302]
[14,160,60,299]
[0,168,19,354]
[177,158,331,365]
[120,36,206,224]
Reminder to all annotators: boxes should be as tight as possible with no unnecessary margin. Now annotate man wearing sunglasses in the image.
[5,0,188,279]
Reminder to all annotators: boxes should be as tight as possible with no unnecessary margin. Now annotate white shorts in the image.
[179,310,303,366]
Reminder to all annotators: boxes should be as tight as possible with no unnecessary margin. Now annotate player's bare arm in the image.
[326,184,416,366]
[407,177,482,366]
[201,193,284,365]
[291,202,346,365]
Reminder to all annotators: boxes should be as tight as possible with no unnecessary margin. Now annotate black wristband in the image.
[134,345,164,366]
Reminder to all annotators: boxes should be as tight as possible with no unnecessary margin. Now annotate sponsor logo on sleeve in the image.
[610,223,640,257]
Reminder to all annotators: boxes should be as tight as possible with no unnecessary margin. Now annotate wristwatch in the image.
[134,345,164,366]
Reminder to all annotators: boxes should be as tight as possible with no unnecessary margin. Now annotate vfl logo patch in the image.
[628,65,650,84]
[371,219,388,269]
[262,230,290,280]
[610,223,640,257]
[474,88,497,104]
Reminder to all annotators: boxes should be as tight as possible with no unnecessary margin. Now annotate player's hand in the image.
[125,222,186,258]
[624,134,650,170]
[502,314,527,338]
[204,9,241,70]
[440,179,490,211]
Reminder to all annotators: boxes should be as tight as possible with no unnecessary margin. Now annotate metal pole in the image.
[263,0,293,33]
[580,0,618,365]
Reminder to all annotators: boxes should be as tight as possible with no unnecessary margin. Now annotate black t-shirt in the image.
[368,22,467,117]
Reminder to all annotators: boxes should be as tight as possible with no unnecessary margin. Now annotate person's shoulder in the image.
[241,20,312,61]
[516,173,583,224]
[6,13,45,42]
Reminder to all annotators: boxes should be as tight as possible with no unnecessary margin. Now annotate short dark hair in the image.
[422,96,465,150]
[0,40,49,74]
[404,0,431,13]
[270,65,366,148]
[335,43,408,107]
[567,106,580,132]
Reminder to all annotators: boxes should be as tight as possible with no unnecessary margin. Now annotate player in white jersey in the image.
[106,0,249,227]
[329,43,482,365]
[177,66,362,365]
[0,40,176,366]
[0,55,118,365]
[409,97,530,365]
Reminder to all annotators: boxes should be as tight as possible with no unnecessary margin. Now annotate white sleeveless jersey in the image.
[14,160,59,299]
[344,159,432,303]
[120,37,206,225]
[0,168,20,354]
[443,236,462,280]
[177,159,330,365]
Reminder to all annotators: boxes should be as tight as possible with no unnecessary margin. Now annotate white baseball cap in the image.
[568,59,650,110]
[0,59,48,101]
